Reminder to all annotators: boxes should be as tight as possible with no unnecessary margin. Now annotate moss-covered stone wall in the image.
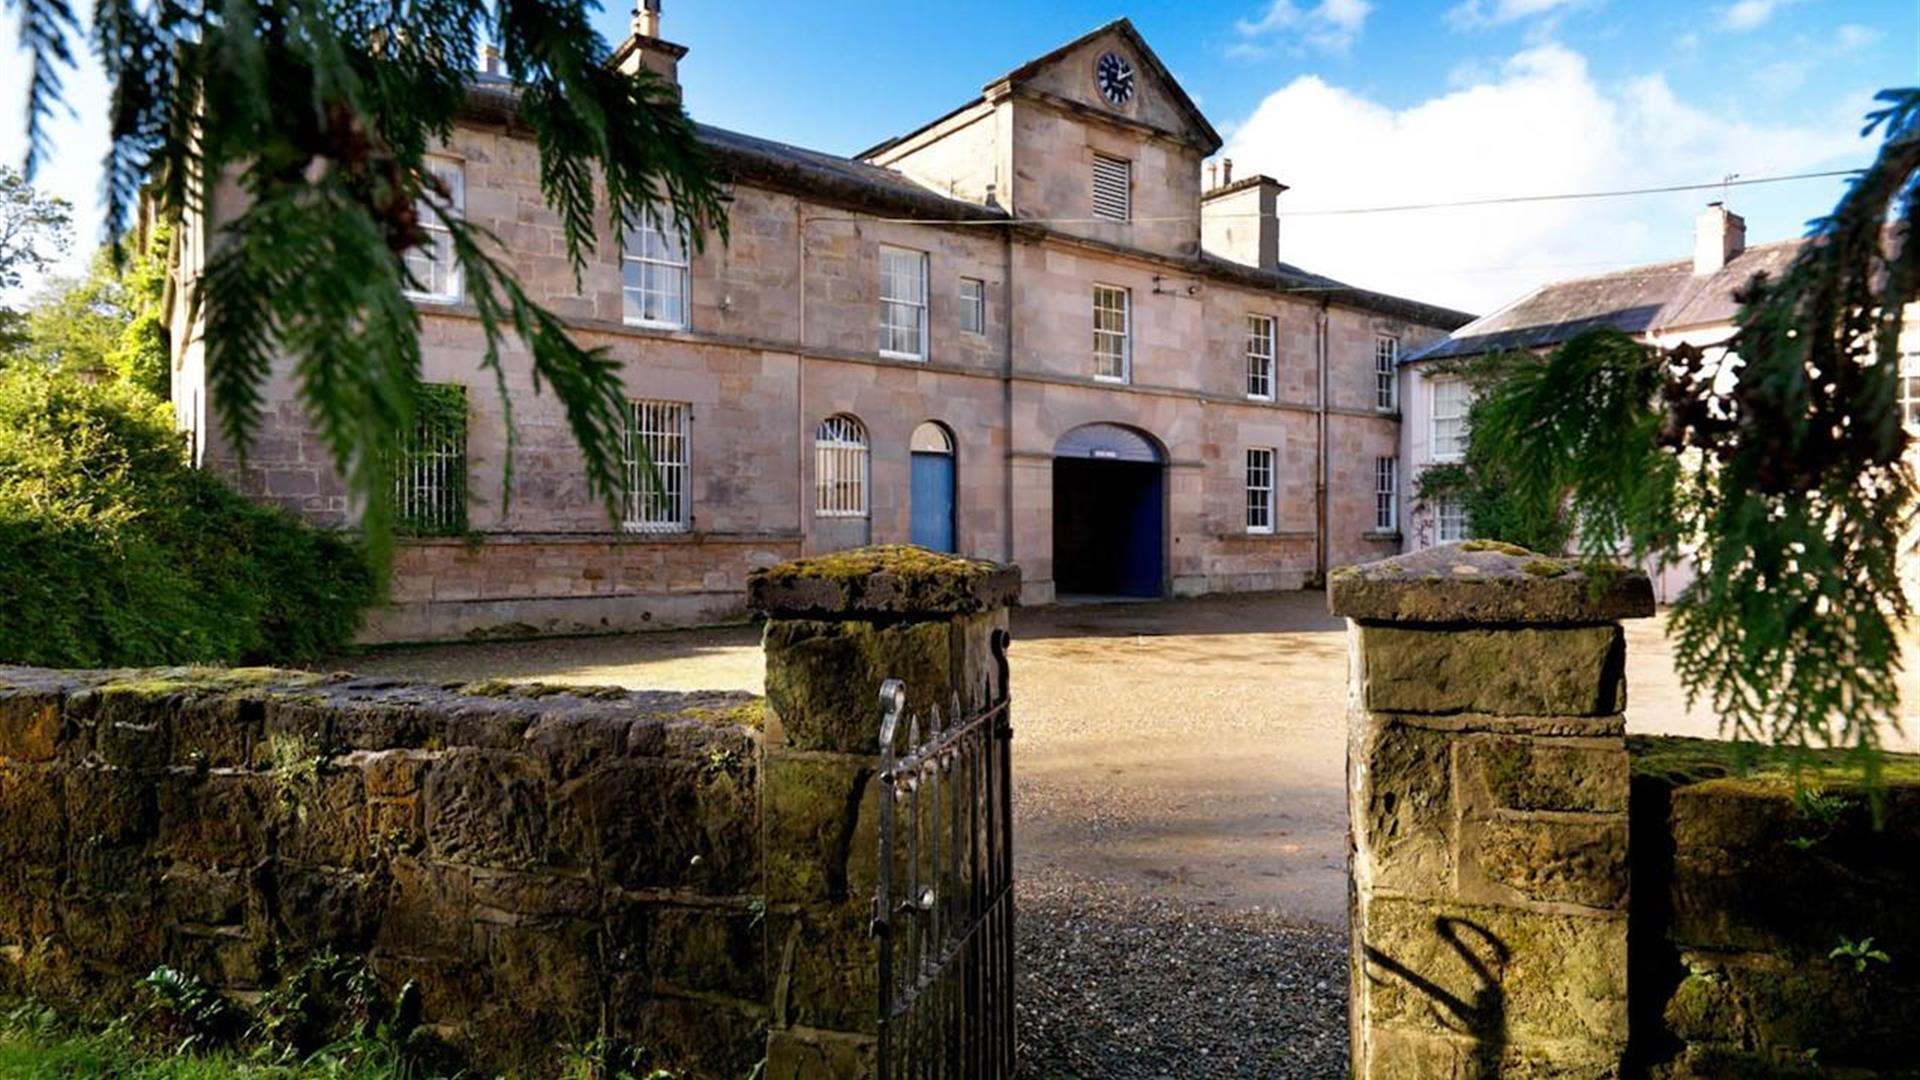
[1630,737,1920,1078]
[0,665,771,1078]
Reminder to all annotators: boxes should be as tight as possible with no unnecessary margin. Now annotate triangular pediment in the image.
[991,19,1221,154]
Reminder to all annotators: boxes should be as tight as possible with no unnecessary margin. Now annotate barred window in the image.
[1247,314,1276,401]
[879,247,929,359]
[1375,336,1399,411]
[1374,456,1398,533]
[960,277,986,335]
[1430,377,1471,461]
[622,400,691,532]
[1902,350,1920,430]
[623,209,691,329]
[1246,447,1274,533]
[1436,494,1470,543]
[1093,284,1130,382]
[1092,153,1132,222]
[815,414,870,518]
[403,159,464,302]
[395,383,468,536]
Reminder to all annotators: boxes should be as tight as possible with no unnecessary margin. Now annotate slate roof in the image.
[1403,237,1808,364]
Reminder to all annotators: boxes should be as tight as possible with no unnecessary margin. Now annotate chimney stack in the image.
[1694,201,1747,276]
[479,42,500,75]
[1201,174,1288,272]
[615,0,687,91]
[1222,158,1234,186]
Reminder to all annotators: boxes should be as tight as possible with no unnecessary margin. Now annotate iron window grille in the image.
[623,208,692,329]
[1436,493,1470,543]
[394,383,468,536]
[1430,377,1471,462]
[1246,447,1275,533]
[815,414,871,518]
[1375,456,1399,533]
[1092,153,1132,222]
[1247,314,1276,401]
[622,399,692,532]
[1375,336,1399,411]
[1902,350,1920,430]
[1093,284,1131,382]
[403,159,464,302]
[960,277,986,336]
[880,247,930,360]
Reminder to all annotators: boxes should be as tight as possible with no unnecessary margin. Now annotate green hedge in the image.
[0,367,375,668]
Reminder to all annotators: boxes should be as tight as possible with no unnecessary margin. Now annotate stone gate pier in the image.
[1331,542,1653,1078]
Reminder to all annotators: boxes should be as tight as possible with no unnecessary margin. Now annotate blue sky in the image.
[4,0,1917,311]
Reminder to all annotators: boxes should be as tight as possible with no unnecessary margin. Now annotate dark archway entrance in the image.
[1052,423,1166,598]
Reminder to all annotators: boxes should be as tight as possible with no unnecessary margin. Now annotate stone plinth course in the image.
[1333,541,1650,1079]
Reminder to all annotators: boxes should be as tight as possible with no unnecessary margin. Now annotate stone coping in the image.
[1329,541,1654,625]
[747,545,1021,619]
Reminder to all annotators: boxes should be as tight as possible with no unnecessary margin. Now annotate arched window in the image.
[815,414,870,518]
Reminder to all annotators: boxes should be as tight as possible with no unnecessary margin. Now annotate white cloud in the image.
[1219,44,1870,313]
[1233,0,1374,56]
[1834,24,1883,51]
[1720,0,1801,32]
[1446,0,1585,31]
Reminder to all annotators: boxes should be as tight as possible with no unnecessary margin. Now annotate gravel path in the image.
[1016,868,1348,1079]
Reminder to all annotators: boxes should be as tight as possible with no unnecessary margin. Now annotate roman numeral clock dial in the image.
[1096,52,1135,107]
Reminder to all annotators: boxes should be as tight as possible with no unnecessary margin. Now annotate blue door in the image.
[911,451,956,552]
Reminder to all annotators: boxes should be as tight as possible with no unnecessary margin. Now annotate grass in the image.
[0,1005,427,1079]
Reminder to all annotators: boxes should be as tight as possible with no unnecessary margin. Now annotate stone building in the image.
[167,12,1470,642]
[1397,204,1803,566]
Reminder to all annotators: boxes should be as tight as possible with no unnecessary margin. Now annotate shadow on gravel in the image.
[1015,870,1349,1080]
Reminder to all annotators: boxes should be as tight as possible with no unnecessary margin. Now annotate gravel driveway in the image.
[345,590,1863,1077]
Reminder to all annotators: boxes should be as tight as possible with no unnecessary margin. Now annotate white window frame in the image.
[1375,336,1399,411]
[1374,456,1399,533]
[814,414,870,518]
[622,399,692,533]
[1436,493,1470,543]
[879,246,930,361]
[394,384,467,536]
[1246,447,1275,534]
[622,209,692,330]
[1093,284,1131,383]
[1092,153,1132,222]
[403,158,465,303]
[1430,377,1471,462]
[960,277,986,336]
[1246,314,1276,401]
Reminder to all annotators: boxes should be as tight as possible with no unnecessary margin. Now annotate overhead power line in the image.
[815,166,1862,228]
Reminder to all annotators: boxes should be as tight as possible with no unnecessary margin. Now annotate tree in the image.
[15,226,173,395]
[0,166,72,349]
[8,0,729,559]
[1467,90,1920,776]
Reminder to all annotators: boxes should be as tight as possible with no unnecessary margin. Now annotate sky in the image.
[2,0,1916,313]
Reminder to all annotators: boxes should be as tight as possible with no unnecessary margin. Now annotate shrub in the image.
[0,366,375,668]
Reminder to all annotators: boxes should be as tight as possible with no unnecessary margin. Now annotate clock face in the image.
[1096,52,1136,107]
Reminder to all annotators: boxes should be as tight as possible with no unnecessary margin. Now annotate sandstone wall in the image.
[1629,739,1920,1078]
[0,665,772,1077]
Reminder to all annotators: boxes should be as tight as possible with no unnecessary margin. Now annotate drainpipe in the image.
[1314,300,1330,585]
[796,205,808,553]
[1001,222,1016,564]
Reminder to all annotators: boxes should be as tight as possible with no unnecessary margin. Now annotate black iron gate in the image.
[874,627,1015,1079]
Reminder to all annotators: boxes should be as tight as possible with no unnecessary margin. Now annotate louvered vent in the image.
[1092,154,1131,222]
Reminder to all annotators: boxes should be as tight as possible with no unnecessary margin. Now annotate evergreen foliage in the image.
[15,225,172,394]
[1460,90,1920,771]
[0,365,375,667]
[8,0,730,562]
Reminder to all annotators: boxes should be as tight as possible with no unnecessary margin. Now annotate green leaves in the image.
[12,0,729,558]
[1461,91,1920,780]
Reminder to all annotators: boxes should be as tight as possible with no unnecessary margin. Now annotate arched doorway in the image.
[1052,423,1166,598]
[910,421,957,552]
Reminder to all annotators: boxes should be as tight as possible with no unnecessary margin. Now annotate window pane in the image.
[623,208,692,328]
[1246,447,1274,532]
[815,415,870,517]
[394,384,468,536]
[1247,315,1275,399]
